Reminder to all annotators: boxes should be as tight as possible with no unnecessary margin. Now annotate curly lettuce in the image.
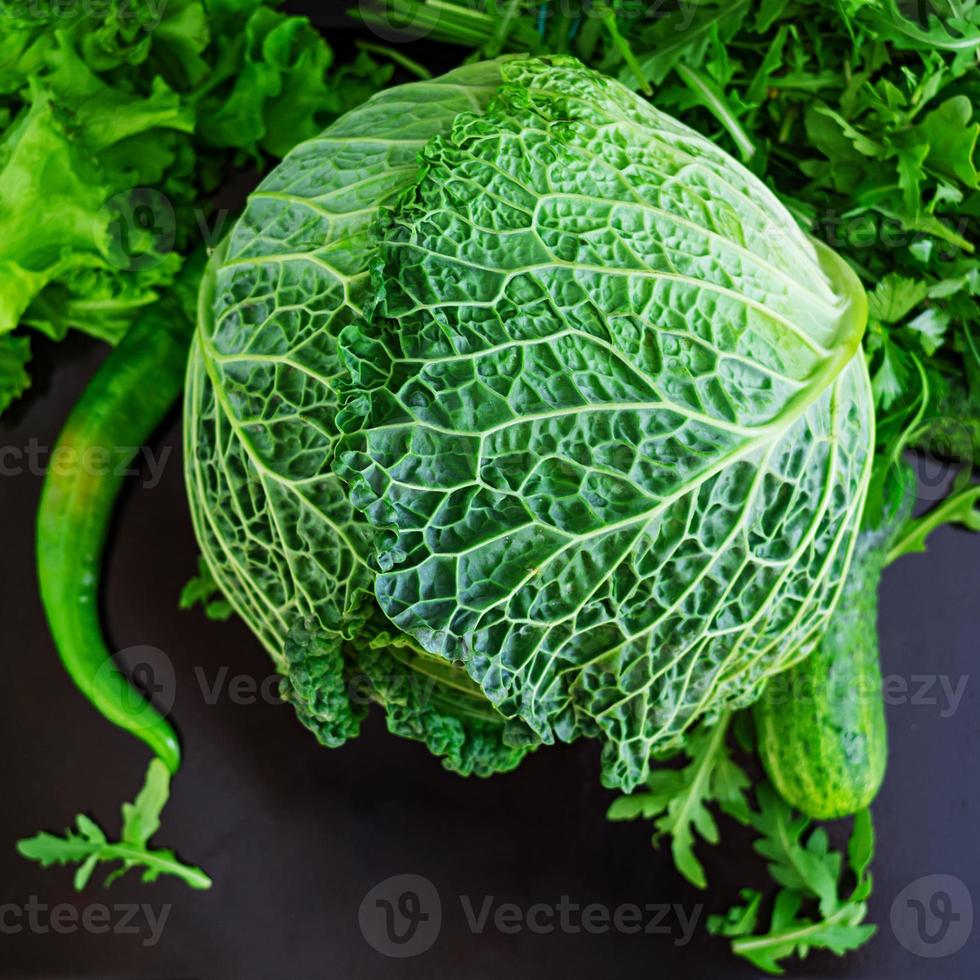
[0,0,390,411]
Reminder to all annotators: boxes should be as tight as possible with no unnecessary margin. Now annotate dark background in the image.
[1,10,978,980]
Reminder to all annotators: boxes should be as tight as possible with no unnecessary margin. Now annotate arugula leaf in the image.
[607,712,879,973]
[16,759,210,891]
[607,714,750,888]
[619,0,751,88]
[918,96,980,188]
[180,556,233,621]
[886,476,980,563]
[708,788,876,974]
[748,784,840,914]
[860,0,980,53]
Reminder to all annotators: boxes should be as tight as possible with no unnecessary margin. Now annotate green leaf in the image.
[727,893,876,974]
[185,60,533,776]
[0,0,389,416]
[353,0,978,593]
[16,759,210,891]
[886,480,980,563]
[673,62,756,161]
[606,791,668,822]
[809,104,884,158]
[179,556,233,621]
[868,275,928,323]
[917,96,980,188]
[0,82,119,335]
[18,831,97,866]
[713,749,753,825]
[121,758,169,848]
[75,814,106,845]
[906,307,950,355]
[707,887,764,937]
[744,25,789,105]
[710,787,877,973]
[621,0,752,88]
[861,0,980,54]
[74,854,99,891]
[607,714,750,888]
[848,809,875,883]
[871,336,911,408]
[0,332,31,412]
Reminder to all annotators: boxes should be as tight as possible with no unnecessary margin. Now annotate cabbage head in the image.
[184,55,873,790]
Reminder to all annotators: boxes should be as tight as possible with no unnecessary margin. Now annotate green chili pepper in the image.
[36,252,205,774]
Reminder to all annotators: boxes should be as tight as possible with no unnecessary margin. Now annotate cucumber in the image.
[753,469,914,820]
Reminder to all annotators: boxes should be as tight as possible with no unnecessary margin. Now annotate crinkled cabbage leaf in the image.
[186,56,873,789]
[185,60,533,777]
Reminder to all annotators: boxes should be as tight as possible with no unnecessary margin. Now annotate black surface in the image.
[2,18,979,980]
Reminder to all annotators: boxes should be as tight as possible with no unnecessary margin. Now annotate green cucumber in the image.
[753,468,914,820]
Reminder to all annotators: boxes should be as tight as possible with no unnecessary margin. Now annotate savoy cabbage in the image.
[184,55,873,790]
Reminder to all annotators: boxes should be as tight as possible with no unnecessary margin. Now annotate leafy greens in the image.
[186,55,874,791]
[359,0,980,480]
[0,0,390,412]
[8,2,976,974]
[708,788,876,974]
[17,759,210,891]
